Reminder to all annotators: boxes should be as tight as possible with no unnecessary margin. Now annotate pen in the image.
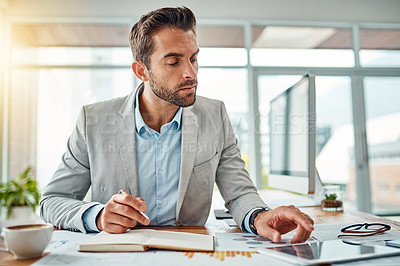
[118,189,150,221]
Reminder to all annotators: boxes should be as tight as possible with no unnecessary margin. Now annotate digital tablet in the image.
[256,239,400,265]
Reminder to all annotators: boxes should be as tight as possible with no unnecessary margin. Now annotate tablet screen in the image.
[257,239,400,265]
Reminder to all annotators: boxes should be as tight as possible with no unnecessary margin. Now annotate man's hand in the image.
[96,193,150,233]
[253,205,314,244]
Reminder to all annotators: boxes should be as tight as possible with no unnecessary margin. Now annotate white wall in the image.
[7,0,400,24]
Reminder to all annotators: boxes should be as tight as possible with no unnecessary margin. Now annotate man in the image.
[40,6,314,244]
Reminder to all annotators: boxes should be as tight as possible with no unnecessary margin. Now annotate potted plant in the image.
[0,166,41,222]
[321,193,343,211]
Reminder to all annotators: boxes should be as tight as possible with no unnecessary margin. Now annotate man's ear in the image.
[132,61,149,82]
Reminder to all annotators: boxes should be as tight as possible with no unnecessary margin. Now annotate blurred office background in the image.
[0,0,399,215]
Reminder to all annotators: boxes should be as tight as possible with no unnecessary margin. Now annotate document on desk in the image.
[33,231,139,266]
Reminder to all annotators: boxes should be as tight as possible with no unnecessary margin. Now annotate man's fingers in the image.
[286,208,314,243]
[108,201,149,225]
[103,210,138,228]
[97,194,150,232]
[254,206,315,244]
[102,223,131,234]
[291,225,309,243]
[115,193,146,213]
[97,208,135,233]
[301,213,315,230]
[286,206,314,232]
[257,225,282,243]
[113,193,150,224]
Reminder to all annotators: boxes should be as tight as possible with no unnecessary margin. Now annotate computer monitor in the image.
[268,74,318,195]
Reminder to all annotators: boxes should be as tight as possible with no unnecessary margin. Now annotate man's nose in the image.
[183,61,197,79]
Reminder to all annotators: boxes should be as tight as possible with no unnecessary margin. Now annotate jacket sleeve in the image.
[215,102,268,226]
[39,106,100,233]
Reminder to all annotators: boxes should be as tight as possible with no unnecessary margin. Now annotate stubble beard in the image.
[148,72,197,107]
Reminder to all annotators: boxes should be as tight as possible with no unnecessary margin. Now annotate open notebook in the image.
[78,229,214,252]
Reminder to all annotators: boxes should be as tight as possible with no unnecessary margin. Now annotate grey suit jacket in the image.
[40,85,267,233]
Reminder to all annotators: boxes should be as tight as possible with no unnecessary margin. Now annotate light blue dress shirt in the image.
[82,88,259,233]
[134,91,182,226]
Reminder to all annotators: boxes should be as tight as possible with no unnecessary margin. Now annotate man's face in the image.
[147,27,199,107]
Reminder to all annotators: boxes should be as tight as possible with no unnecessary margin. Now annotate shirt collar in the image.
[134,85,183,134]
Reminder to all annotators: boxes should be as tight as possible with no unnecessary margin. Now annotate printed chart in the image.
[215,232,318,251]
[131,250,278,265]
[183,250,257,261]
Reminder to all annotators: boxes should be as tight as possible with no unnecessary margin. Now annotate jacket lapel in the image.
[115,85,142,197]
[176,106,199,223]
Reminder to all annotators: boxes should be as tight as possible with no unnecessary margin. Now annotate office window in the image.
[197,68,249,161]
[198,48,247,67]
[0,9,3,52]
[364,77,400,215]
[36,69,133,187]
[0,9,6,183]
[12,47,133,66]
[8,70,38,181]
[9,67,133,188]
[359,28,400,67]
[250,26,354,67]
[314,77,355,208]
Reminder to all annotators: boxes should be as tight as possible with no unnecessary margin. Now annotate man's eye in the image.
[168,62,178,66]
[191,58,198,63]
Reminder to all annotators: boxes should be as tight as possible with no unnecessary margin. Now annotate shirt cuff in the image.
[242,207,264,234]
[82,204,104,233]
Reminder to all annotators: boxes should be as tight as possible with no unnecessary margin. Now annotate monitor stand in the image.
[313,168,324,201]
[259,169,324,208]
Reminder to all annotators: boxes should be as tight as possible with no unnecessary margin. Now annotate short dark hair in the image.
[129,6,197,69]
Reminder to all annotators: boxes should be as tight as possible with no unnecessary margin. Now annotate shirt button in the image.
[158,200,164,205]
[158,139,162,144]
[158,169,163,175]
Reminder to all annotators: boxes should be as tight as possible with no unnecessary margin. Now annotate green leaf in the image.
[325,193,337,201]
[0,166,40,218]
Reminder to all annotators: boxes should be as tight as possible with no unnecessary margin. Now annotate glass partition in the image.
[314,76,355,210]
[197,68,249,160]
[364,77,400,215]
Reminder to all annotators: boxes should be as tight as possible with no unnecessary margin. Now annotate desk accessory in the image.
[1,223,53,260]
[78,229,214,252]
[386,239,400,248]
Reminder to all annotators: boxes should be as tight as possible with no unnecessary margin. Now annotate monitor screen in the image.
[268,74,316,194]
